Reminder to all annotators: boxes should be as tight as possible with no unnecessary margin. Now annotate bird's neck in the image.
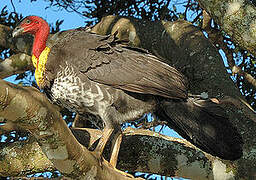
[31,24,50,88]
[32,27,49,59]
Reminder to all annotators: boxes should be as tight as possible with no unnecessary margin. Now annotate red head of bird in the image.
[12,16,50,88]
[12,16,50,59]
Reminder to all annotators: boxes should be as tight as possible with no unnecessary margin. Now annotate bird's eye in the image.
[26,19,31,24]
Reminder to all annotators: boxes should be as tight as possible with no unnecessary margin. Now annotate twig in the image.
[10,0,16,13]
[184,0,191,20]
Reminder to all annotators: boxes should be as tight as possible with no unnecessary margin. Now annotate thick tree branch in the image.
[0,137,55,176]
[1,125,235,179]
[0,53,33,79]
[197,0,256,56]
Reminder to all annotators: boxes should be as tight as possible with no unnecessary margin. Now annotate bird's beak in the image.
[12,26,25,37]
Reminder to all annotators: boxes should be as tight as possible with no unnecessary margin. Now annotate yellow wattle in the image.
[32,46,50,88]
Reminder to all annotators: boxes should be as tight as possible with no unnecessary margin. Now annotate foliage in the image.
[0,6,22,60]
[44,0,193,25]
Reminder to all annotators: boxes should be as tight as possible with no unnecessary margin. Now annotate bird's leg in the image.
[94,127,114,157]
[72,114,81,128]
[109,130,122,167]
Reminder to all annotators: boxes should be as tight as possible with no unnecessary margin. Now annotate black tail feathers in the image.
[156,97,243,160]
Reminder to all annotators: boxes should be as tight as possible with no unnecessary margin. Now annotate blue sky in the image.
[1,0,85,30]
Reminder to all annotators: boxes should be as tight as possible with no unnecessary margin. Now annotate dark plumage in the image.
[44,31,242,160]
[13,16,243,162]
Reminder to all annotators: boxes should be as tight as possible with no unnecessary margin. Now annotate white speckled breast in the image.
[50,62,112,116]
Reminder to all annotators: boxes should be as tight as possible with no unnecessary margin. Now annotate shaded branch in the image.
[0,53,33,79]
[1,124,231,179]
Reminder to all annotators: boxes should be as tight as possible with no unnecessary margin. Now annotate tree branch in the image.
[1,124,233,179]
[202,10,256,89]
[0,137,56,177]
[197,0,256,56]
[0,53,33,79]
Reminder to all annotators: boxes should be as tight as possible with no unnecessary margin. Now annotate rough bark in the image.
[0,138,55,176]
[0,53,33,79]
[0,124,231,180]
[197,0,256,56]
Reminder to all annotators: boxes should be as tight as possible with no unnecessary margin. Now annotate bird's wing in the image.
[46,30,187,99]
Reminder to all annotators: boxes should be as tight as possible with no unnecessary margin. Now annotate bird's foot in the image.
[92,150,105,167]
[92,151,133,178]
[107,163,134,178]
[114,168,134,178]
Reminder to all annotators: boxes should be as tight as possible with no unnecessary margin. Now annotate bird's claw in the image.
[92,151,104,167]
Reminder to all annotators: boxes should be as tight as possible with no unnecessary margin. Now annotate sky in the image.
[0,0,85,30]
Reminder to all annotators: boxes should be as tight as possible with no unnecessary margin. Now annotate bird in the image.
[12,16,243,166]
